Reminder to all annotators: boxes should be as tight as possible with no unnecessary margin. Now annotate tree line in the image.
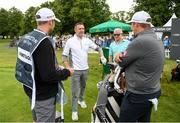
[0,0,179,39]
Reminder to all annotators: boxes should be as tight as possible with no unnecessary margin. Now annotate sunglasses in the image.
[114,34,121,36]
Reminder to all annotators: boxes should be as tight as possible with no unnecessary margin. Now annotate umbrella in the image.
[89,19,131,33]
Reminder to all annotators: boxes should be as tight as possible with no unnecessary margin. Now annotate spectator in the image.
[94,35,102,47]
[163,35,172,59]
[163,35,172,49]
[109,28,130,62]
[106,35,113,47]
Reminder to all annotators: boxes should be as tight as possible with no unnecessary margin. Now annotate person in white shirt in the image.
[62,22,106,121]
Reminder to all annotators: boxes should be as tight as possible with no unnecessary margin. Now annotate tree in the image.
[8,7,23,38]
[51,0,64,35]
[69,0,93,32]
[0,0,112,36]
[22,7,37,35]
[40,0,64,35]
[0,8,9,38]
[58,0,76,34]
[58,0,111,34]
[172,0,180,17]
[111,11,127,22]
[89,0,111,29]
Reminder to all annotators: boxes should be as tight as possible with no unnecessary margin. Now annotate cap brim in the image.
[150,23,154,27]
[55,18,60,22]
[126,20,152,26]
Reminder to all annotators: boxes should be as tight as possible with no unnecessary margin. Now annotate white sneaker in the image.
[72,112,78,121]
[78,100,87,108]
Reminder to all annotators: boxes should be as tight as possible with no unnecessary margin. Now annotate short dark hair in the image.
[133,22,151,28]
[37,21,48,25]
[74,22,84,29]
[139,23,151,28]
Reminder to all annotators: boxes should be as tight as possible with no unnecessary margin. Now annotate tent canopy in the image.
[89,19,131,33]
[163,13,177,27]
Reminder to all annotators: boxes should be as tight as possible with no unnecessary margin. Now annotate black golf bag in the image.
[91,63,125,122]
[171,60,180,81]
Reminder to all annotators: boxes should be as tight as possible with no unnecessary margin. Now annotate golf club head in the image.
[176,59,180,64]
[107,62,117,71]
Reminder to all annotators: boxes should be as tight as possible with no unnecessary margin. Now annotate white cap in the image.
[128,11,152,25]
[35,8,60,22]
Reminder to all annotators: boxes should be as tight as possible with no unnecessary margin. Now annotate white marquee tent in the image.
[163,13,177,27]
[155,13,177,40]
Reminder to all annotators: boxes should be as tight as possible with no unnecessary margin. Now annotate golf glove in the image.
[149,98,158,111]
[100,56,107,65]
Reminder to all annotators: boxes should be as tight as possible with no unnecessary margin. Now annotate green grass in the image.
[0,39,180,122]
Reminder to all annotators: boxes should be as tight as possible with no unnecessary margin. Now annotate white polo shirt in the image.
[62,34,98,70]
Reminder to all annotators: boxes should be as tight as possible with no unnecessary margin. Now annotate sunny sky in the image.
[0,0,134,13]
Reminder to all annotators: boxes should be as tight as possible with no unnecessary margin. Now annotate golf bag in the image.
[171,60,180,81]
[91,63,125,122]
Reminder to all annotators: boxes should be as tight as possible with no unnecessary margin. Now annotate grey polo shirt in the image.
[119,28,165,94]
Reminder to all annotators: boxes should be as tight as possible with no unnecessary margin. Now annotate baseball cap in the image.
[128,11,152,25]
[35,8,60,22]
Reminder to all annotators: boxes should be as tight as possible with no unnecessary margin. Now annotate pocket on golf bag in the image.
[91,89,124,122]
[171,64,180,81]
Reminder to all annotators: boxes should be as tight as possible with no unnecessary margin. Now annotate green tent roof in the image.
[89,19,131,33]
